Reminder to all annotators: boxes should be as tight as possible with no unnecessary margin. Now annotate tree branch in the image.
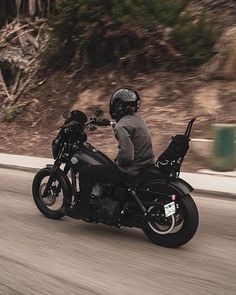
[12,69,21,95]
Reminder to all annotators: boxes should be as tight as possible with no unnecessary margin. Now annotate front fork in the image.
[42,160,61,198]
[42,161,77,199]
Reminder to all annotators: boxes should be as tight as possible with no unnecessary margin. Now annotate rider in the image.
[70,88,155,218]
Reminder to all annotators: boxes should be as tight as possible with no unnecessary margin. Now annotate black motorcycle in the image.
[32,110,199,248]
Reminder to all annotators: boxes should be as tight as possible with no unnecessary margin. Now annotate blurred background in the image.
[0,0,235,171]
[0,2,236,295]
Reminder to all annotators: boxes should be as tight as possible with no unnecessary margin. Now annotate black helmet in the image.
[109,88,141,120]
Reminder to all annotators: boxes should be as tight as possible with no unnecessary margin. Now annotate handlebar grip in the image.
[94,118,111,126]
[102,119,111,126]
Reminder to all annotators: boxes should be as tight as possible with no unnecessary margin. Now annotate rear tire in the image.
[32,168,72,220]
[143,194,199,248]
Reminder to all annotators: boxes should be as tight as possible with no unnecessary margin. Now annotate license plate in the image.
[164,201,176,217]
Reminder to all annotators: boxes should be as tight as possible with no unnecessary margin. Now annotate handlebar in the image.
[92,118,111,126]
[86,117,115,127]
[63,117,115,134]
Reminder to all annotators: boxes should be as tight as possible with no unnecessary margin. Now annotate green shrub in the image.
[172,13,217,65]
[144,0,190,26]
[3,105,21,122]
[41,0,152,68]
[42,0,216,69]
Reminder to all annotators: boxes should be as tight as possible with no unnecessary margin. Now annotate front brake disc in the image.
[40,183,57,206]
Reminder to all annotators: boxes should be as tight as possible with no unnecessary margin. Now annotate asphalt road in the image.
[0,168,235,295]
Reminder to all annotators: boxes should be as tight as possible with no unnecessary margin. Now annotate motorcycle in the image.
[32,109,199,248]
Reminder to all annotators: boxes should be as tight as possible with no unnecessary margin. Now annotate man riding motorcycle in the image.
[33,88,199,247]
[69,88,155,218]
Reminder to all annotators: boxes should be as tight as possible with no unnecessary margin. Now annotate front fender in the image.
[139,177,193,197]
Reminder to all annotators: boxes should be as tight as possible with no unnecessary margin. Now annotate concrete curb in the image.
[0,163,40,173]
[198,169,236,178]
[193,189,236,201]
[180,172,235,197]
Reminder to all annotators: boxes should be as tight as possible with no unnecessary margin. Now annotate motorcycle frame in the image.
[42,159,193,226]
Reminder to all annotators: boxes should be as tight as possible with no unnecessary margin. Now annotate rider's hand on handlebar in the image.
[110,121,116,128]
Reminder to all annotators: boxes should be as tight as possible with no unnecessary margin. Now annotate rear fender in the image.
[168,177,193,196]
[139,177,193,198]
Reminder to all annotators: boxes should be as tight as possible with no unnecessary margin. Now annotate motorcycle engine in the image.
[91,196,120,226]
[91,183,103,198]
[97,198,120,226]
[90,183,121,226]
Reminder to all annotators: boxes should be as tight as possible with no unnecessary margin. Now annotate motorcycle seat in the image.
[132,165,164,187]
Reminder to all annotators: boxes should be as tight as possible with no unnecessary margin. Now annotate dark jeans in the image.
[79,165,123,205]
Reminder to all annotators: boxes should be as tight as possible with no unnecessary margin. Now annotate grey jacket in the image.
[113,113,155,175]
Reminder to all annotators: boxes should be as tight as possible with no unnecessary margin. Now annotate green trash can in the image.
[211,124,236,171]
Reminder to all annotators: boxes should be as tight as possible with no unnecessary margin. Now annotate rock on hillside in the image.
[186,0,236,80]
[186,0,236,27]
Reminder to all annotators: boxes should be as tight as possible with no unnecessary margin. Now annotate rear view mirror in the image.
[63,110,71,119]
[95,109,104,117]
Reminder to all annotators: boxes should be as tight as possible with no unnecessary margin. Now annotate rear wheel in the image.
[32,168,72,219]
[143,194,199,248]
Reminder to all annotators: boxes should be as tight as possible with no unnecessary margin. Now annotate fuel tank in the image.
[71,142,115,170]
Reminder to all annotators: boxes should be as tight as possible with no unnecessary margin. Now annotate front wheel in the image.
[143,194,199,248]
[32,168,72,220]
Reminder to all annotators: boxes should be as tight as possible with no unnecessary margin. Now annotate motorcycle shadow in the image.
[67,220,149,244]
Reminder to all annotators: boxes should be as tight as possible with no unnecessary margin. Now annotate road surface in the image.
[0,168,235,295]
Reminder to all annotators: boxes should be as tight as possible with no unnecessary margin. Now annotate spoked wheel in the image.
[143,194,199,248]
[32,168,72,219]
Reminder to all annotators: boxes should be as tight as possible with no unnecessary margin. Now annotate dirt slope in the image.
[0,68,235,172]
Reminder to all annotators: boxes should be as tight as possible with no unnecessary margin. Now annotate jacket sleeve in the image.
[113,124,134,167]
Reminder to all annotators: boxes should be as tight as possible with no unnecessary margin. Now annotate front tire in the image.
[32,168,72,220]
[143,194,199,248]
